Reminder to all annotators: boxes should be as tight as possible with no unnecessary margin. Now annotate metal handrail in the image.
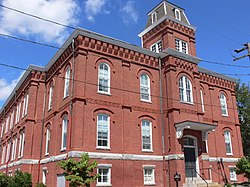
[200,167,228,184]
[186,167,208,187]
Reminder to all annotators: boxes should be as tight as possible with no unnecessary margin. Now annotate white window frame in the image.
[5,141,11,163]
[42,168,48,185]
[61,116,68,151]
[174,9,181,20]
[150,40,162,53]
[0,123,4,138]
[151,12,157,24]
[141,120,153,152]
[5,116,10,134]
[97,164,112,186]
[200,90,205,112]
[229,166,237,181]
[48,83,53,110]
[64,66,70,98]
[11,136,17,161]
[175,38,188,54]
[10,111,14,129]
[18,131,25,158]
[45,128,50,155]
[140,74,151,102]
[179,76,193,103]
[224,130,233,155]
[98,63,110,95]
[220,94,228,116]
[143,165,155,185]
[1,145,6,164]
[22,93,29,118]
[15,102,21,124]
[97,114,110,149]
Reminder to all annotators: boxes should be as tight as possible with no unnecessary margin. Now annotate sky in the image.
[0,0,250,108]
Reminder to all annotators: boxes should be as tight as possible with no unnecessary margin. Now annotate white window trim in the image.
[151,12,157,24]
[229,166,237,181]
[96,114,110,149]
[175,38,188,54]
[5,142,11,163]
[97,63,111,95]
[179,76,193,104]
[174,9,181,20]
[143,165,156,185]
[1,123,4,138]
[200,90,205,112]
[150,40,162,53]
[45,128,50,155]
[48,84,53,110]
[42,168,48,185]
[220,94,228,116]
[5,116,10,134]
[1,145,6,164]
[224,131,233,155]
[64,66,70,98]
[140,74,151,102]
[61,116,68,151]
[97,164,112,186]
[141,120,153,152]
[10,111,14,129]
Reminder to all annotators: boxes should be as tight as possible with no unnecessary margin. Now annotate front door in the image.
[183,136,198,178]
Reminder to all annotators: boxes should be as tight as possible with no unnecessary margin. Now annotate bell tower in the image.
[138,0,197,56]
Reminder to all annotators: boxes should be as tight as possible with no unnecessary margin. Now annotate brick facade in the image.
[0,1,244,187]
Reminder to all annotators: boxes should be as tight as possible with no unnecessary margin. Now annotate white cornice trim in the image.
[208,157,240,163]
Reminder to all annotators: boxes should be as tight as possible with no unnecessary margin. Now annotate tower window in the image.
[151,12,157,24]
[150,41,162,53]
[174,9,181,21]
[175,39,188,54]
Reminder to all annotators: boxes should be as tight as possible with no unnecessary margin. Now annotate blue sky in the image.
[0,0,250,107]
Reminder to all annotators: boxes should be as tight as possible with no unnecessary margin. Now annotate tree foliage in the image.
[58,153,99,187]
[235,157,250,180]
[0,171,32,187]
[236,83,250,156]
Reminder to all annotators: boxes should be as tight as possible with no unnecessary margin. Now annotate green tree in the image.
[236,83,250,156]
[235,157,250,181]
[9,171,32,187]
[58,153,99,187]
[0,172,10,186]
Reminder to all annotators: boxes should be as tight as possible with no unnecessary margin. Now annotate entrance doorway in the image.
[183,136,199,178]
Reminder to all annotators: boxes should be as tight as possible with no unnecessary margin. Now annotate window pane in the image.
[142,121,152,150]
[97,114,109,147]
[140,74,150,101]
[98,63,110,93]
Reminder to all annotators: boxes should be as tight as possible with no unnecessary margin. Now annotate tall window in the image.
[97,114,110,149]
[5,142,11,163]
[151,12,157,23]
[143,166,155,185]
[5,116,10,134]
[64,66,70,98]
[179,76,193,103]
[200,90,205,112]
[224,131,233,155]
[18,130,25,158]
[42,169,48,185]
[48,83,53,110]
[1,145,6,164]
[97,165,111,186]
[220,94,228,116]
[45,128,50,155]
[98,63,110,94]
[0,123,4,138]
[174,9,181,20]
[150,41,162,53]
[22,92,29,118]
[15,102,21,124]
[140,74,151,102]
[175,39,188,54]
[142,120,153,151]
[61,116,68,150]
[11,136,17,161]
[10,111,14,129]
[229,167,237,181]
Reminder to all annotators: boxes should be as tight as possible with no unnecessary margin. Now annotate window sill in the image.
[230,179,237,182]
[96,184,112,187]
[97,91,111,96]
[144,183,156,186]
[140,99,152,104]
[63,95,69,100]
[180,101,194,105]
[142,150,154,153]
[96,147,111,150]
[45,153,49,157]
[222,114,229,117]
[60,148,66,152]
[226,153,233,156]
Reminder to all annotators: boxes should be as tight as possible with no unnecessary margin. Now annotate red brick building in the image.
[0,1,244,187]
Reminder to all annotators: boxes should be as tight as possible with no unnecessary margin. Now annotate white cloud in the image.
[0,77,20,101]
[0,0,79,44]
[121,1,138,25]
[84,0,108,22]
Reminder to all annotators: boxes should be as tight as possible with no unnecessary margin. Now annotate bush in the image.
[35,183,47,187]
[8,171,32,187]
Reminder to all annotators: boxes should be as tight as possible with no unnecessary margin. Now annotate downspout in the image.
[69,38,76,150]
[159,57,166,187]
[37,73,47,184]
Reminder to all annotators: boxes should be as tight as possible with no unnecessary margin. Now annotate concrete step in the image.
[183,178,223,187]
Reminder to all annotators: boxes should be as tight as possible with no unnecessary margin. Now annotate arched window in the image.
[224,130,233,155]
[61,115,68,150]
[64,66,70,98]
[141,120,153,151]
[220,94,228,116]
[48,83,53,110]
[97,114,110,149]
[45,128,50,155]
[179,76,193,103]
[140,74,151,102]
[98,63,110,94]
[174,9,181,20]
